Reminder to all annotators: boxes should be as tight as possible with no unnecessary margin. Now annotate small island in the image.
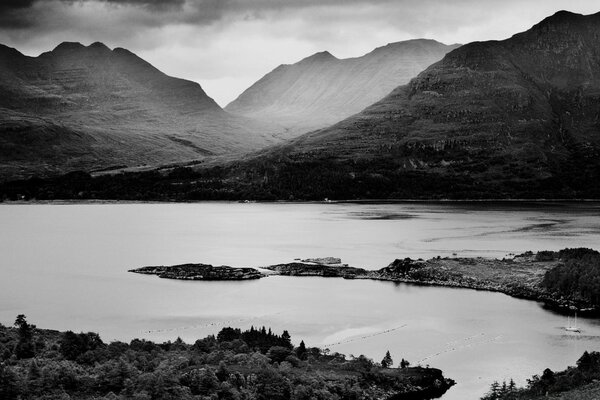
[128,263,265,280]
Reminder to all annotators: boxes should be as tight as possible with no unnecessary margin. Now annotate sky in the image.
[1,0,598,106]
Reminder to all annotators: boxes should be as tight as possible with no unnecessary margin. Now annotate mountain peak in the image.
[531,10,600,31]
[52,41,85,53]
[88,42,111,51]
[545,10,583,22]
[299,51,337,64]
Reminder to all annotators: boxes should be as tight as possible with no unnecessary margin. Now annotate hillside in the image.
[0,316,454,400]
[226,39,460,137]
[218,10,600,200]
[0,42,281,180]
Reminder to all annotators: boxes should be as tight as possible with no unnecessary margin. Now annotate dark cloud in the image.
[0,0,230,30]
[0,0,38,28]
[0,0,37,11]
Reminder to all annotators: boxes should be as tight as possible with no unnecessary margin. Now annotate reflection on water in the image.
[1,202,600,399]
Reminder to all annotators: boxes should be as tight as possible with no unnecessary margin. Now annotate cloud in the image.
[0,0,598,106]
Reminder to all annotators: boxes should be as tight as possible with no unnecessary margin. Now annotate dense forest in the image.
[480,351,600,400]
[1,149,600,202]
[0,316,454,400]
[540,248,600,308]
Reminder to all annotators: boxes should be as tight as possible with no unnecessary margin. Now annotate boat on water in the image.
[565,314,581,333]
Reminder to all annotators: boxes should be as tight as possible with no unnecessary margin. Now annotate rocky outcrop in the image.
[263,262,367,278]
[129,263,264,280]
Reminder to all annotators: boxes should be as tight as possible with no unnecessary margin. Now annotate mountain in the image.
[0,42,281,180]
[212,10,600,200]
[225,39,460,137]
[4,11,600,201]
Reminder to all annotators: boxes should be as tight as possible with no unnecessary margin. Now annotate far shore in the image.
[2,198,600,205]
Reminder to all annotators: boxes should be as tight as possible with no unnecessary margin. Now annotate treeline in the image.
[541,248,600,307]
[481,351,600,399]
[1,150,600,201]
[0,315,453,400]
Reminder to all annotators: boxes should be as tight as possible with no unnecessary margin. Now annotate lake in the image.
[1,201,600,399]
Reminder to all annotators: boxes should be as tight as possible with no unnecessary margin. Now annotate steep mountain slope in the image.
[225,39,460,136]
[217,10,600,199]
[0,42,281,180]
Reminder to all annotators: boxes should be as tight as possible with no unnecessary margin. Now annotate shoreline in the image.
[131,253,600,316]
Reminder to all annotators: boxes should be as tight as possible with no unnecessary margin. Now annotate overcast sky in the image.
[1,0,598,106]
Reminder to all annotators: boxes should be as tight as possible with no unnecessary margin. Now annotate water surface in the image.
[1,202,600,399]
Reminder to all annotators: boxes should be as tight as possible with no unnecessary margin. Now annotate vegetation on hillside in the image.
[0,316,454,400]
[541,248,600,308]
[481,351,600,400]
[2,149,599,202]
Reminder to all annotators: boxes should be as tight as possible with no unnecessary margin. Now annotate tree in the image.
[296,340,308,360]
[400,358,410,368]
[281,330,292,348]
[267,346,292,363]
[14,314,35,359]
[381,351,393,368]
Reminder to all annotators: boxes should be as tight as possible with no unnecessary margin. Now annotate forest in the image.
[541,248,600,308]
[2,145,600,202]
[480,351,600,399]
[0,316,454,400]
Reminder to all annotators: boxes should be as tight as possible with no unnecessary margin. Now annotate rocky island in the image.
[264,262,364,278]
[129,263,264,280]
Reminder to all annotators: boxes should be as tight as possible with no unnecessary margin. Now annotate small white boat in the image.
[565,314,581,333]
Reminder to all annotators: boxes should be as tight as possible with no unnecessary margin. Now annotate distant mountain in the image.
[213,11,600,199]
[225,39,460,137]
[0,42,281,180]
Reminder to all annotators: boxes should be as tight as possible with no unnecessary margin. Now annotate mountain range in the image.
[0,42,281,180]
[2,10,600,200]
[226,39,460,136]
[214,10,600,199]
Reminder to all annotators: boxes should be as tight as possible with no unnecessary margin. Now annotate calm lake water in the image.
[1,201,600,399]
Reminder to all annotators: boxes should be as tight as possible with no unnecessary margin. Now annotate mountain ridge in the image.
[225,39,460,137]
[201,10,600,200]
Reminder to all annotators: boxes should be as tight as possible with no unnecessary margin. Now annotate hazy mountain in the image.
[225,39,460,137]
[213,11,600,199]
[0,42,281,180]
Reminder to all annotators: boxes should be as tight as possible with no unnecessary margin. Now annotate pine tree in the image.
[381,350,393,368]
[282,330,292,348]
[14,314,35,359]
[296,340,308,360]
